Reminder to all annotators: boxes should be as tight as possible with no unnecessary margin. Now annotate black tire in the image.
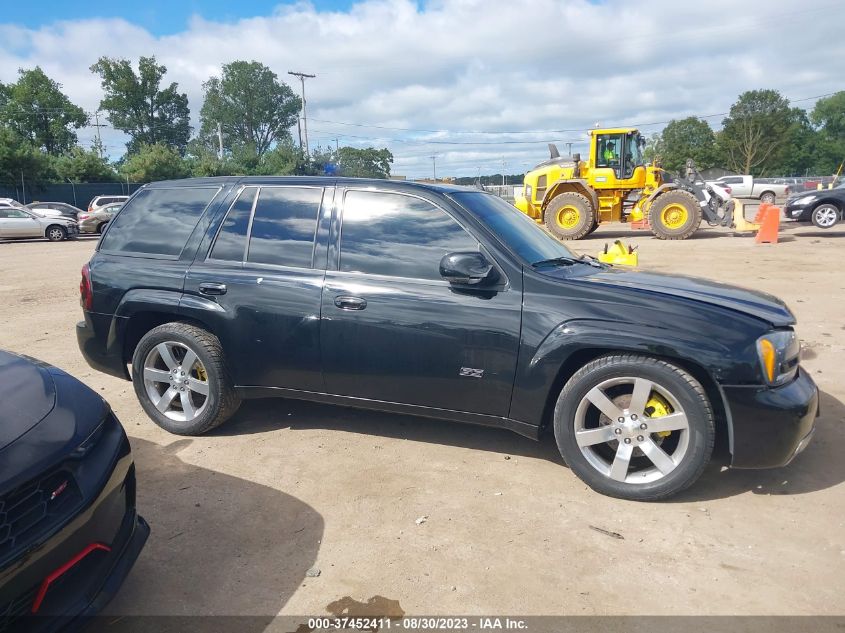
[648,190,702,240]
[45,225,67,242]
[543,192,596,240]
[97,222,107,234]
[553,354,715,501]
[586,219,600,235]
[759,191,776,204]
[132,322,241,435]
[810,203,840,229]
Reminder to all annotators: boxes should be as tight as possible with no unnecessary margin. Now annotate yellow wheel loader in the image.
[515,127,737,240]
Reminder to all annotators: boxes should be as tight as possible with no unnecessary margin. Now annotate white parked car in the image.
[88,195,129,212]
[0,207,79,241]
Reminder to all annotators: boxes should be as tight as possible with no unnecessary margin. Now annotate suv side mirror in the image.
[439,252,497,286]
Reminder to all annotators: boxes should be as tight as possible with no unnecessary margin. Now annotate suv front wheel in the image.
[553,354,715,501]
[131,322,241,435]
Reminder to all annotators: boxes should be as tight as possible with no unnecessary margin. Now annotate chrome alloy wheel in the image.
[814,206,838,228]
[48,227,65,240]
[573,377,690,484]
[142,341,209,422]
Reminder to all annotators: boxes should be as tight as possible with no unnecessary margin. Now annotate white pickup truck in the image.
[708,175,790,203]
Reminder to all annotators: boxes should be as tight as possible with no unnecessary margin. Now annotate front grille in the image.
[0,469,82,562]
[0,585,36,633]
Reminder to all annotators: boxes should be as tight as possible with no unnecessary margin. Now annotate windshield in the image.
[450,192,575,264]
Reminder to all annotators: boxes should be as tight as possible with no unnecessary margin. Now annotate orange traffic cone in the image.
[755,203,780,244]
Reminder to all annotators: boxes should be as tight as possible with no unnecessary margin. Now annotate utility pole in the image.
[288,71,316,156]
[431,155,437,181]
[501,157,506,186]
[92,111,107,159]
[20,171,26,205]
[566,142,573,156]
[217,122,224,159]
[334,138,339,154]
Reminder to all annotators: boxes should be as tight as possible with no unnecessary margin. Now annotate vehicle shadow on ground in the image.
[93,437,323,630]
[218,398,563,464]
[672,388,845,502]
[221,389,844,502]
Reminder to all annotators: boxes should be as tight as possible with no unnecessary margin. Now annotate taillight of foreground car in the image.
[80,263,93,310]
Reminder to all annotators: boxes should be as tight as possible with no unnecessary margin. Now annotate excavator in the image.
[514,127,742,240]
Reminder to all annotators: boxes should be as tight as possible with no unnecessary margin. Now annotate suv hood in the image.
[570,267,795,327]
[0,351,56,451]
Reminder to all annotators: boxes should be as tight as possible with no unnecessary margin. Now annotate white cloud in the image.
[0,0,841,177]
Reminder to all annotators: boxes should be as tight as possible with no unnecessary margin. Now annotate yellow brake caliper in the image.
[195,365,208,382]
[645,394,673,438]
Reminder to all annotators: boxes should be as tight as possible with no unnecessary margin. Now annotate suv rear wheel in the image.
[553,354,714,501]
[131,322,241,435]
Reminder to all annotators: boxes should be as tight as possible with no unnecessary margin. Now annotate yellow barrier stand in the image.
[732,199,760,233]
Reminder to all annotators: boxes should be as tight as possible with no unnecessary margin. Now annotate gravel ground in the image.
[0,219,843,618]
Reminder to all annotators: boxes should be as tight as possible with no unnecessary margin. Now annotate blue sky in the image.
[2,0,356,35]
[0,0,841,177]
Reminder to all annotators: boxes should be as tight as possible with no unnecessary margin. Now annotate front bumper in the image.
[0,416,149,632]
[784,201,813,221]
[724,367,819,469]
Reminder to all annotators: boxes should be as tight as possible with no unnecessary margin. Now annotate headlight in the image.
[792,195,817,205]
[757,330,800,385]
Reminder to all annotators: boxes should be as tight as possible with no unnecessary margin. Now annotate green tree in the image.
[90,56,191,154]
[54,146,118,183]
[336,146,393,178]
[199,61,301,160]
[0,127,54,191]
[718,89,794,175]
[120,143,189,182]
[771,109,818,176]
[654,117,718,173]
[810,91,845,174]
[1,67,87,154]
[643,132,663,164]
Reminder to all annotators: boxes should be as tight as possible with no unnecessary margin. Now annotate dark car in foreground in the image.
[0,351,148,632]
[785,181,844,228]
[77,177,817,500]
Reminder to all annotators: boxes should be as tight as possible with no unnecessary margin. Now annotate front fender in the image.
[508,315,755,430]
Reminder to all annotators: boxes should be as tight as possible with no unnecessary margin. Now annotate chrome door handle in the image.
[199,282,227,296]
[334,295,367,310]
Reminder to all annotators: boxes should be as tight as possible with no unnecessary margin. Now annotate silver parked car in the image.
[0,207,79,241]
[78,202,122,234]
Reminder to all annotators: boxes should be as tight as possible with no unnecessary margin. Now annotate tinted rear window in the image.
[209,187,257,262]
[100,187,219,257]
[246,187,323,268]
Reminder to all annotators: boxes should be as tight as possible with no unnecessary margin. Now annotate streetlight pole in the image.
[288,71,316,156]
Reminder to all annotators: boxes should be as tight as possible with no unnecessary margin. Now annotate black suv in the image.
[77,177,818,500]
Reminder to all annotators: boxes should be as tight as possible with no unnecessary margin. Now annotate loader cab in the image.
[591,129,646,188]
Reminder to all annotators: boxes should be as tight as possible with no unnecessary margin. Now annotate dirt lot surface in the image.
[1,220,843,618]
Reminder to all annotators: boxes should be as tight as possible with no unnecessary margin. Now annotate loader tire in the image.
[544,192,596,240]
[649,190,702,240]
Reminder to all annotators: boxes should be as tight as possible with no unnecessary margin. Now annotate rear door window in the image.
[99,187,220,257]
[208,187,257,262]
[246,187,323,268]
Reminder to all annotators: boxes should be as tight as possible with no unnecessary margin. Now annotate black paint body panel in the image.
[76,176,817,469]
